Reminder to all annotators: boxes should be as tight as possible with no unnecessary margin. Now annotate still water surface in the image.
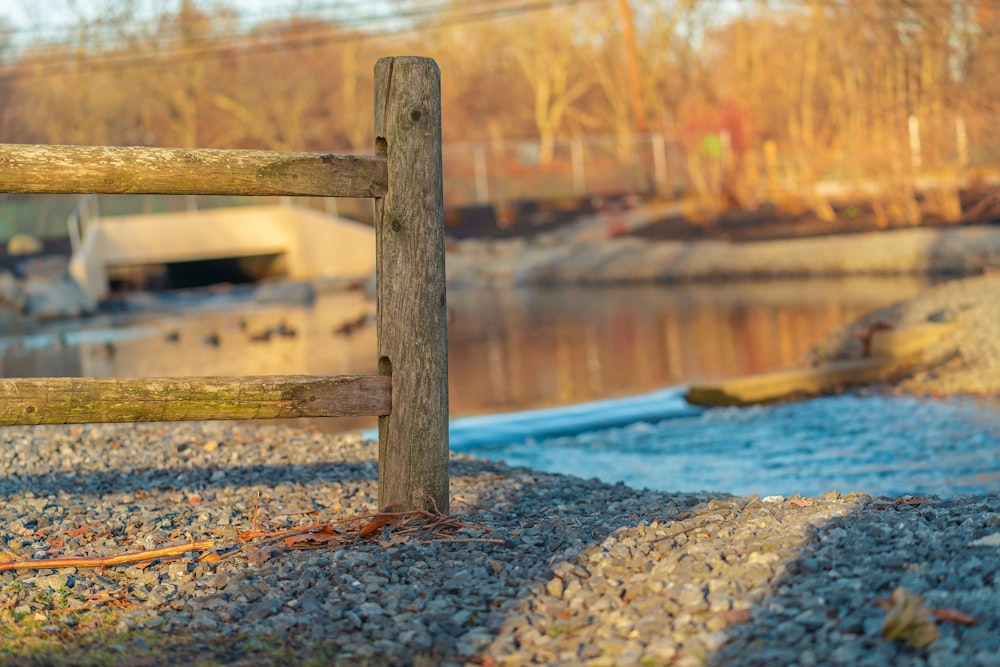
[0,276,930,430]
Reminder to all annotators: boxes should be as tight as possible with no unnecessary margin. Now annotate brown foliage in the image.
[0,0,996,211]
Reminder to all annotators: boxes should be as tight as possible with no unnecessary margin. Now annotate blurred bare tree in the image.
[0,0,997,221]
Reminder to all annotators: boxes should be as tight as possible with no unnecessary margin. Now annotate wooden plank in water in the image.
[0,375,391,425]
[686,323,957,407]
[869,322,955,359]
[685,358,902,407]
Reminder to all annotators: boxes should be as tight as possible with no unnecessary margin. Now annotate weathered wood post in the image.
[373,57,450,513]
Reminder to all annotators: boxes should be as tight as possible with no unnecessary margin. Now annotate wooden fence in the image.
[0,56,450,513]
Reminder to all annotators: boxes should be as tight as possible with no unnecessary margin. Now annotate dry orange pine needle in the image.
[932,607,977,625]
[0,540,215,572]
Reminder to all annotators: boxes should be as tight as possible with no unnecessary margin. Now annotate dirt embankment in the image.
[447,184,1000,287]
[809,273,1000,397]
[446,225,1000,287]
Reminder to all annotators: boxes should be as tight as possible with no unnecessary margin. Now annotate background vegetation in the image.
[1,0,998,230]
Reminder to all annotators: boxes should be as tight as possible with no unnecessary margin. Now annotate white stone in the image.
[970,532,1000,547]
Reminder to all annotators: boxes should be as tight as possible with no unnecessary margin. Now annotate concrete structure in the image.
[68,204,376,301]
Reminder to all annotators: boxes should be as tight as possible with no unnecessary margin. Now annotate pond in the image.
[448,389,1000,498]
[1,276,927,424]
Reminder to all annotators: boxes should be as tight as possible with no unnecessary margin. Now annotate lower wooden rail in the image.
[0,375,391,425]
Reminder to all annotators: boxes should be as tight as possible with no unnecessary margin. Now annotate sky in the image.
[0,0,374,50]
[2,0,303,28]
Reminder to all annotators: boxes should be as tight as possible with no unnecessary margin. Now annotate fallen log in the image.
[685,323,956,407]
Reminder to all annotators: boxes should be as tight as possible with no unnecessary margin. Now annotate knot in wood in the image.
[409,109,422,122]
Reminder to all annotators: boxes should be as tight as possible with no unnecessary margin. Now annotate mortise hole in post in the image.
[378,356,392,377]
[375,137,388,157]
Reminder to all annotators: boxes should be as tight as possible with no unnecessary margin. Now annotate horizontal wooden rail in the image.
[0,375,391,425]
[0,144,388,198]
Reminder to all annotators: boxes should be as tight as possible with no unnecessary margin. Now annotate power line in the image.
[3,0,422,64]
[1,0,597,79]
[1,0,553,45]
[3,0,973,81]
[1,0,408,41]
[1,0,947,47]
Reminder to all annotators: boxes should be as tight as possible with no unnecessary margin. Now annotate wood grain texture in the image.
[685,359,903,407]
[374,57,450,513]
[0,144,387,197]
[0,375,390,425]
[686,324,959,407]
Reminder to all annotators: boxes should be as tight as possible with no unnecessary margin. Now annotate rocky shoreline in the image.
[1,423,998,667]
[446,224,1000,287]
[0,256,97,330]
[5,222,999,335]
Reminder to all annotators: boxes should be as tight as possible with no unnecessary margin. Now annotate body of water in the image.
[0,276,928,423]
[5,275,995,496]
[447,389,1000,498]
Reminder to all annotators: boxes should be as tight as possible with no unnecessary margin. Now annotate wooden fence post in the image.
[374,57,450,513]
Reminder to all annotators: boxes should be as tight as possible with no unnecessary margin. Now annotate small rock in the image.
[358,602,385,618]
[456,628,493,658]
[676,585,707,609]
[398,629,434,651]
[970,533,1000,547]
[451,609,473,627]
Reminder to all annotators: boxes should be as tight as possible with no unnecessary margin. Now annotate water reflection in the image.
[446,277,929,414]
[0,277,929,433]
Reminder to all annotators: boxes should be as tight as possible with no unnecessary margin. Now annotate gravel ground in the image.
[1,421,998,666]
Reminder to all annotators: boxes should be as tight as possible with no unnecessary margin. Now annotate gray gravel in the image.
[1,421,998,666]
